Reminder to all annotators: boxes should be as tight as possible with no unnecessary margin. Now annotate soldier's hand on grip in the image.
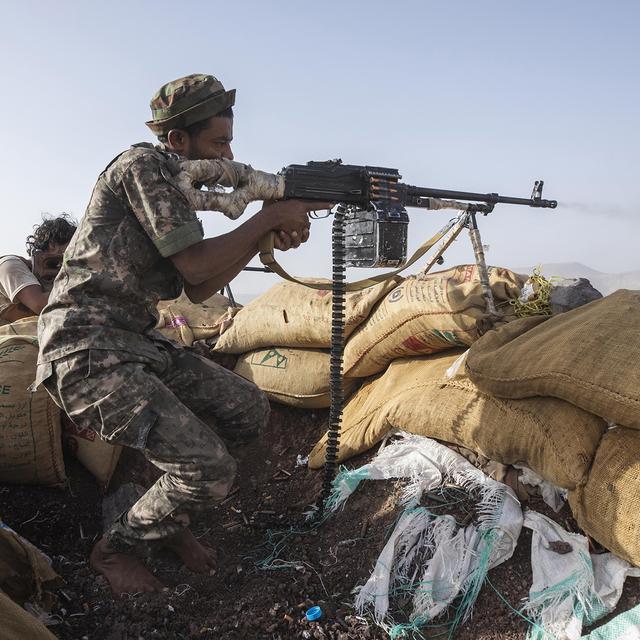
[263,199,329,244]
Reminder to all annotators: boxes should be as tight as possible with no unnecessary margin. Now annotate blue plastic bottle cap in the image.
[305,606,322,621]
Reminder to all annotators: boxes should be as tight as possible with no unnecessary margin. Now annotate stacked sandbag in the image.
[0,520,59,639]
[214,278,400,353]
[343,265,526,377]
[0,316,38,337]
[0,521,60,607]
[0,590,56,640]
[465,290,640,428]
[309,350,607,491]
[0,318,118,491]
[61,414,121,493]
[0,336,65,486]
[309,372,382,466]
[568,427,640,565]
[216,279,398,408]
[234,348,359,408]
[157,292,235,347]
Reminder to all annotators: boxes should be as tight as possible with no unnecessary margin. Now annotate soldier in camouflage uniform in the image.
[36,74,328,595]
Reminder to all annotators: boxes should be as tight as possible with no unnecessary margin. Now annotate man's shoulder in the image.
[0,255,29,269]
[124,142,167,162]
[107,143,169,173]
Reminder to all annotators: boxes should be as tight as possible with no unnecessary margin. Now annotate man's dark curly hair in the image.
[25,213,78,256]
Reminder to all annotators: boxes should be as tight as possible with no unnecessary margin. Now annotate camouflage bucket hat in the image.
[146,73,236,135]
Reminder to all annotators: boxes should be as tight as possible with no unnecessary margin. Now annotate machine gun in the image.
[175,156,556,272]
[175,156,558,514]
[280,159,556,269]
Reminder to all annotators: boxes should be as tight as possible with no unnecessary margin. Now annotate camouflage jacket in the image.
[38,144,203,364]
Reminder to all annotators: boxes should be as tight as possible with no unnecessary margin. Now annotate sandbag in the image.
[569,427,640,566]
[465,290,640,429]
[0,522,59,607]
[62,414,121,493]
[310,374,382,468]
[0,336,65,486]
[0,328,117,490]
[0,521,59,640]
[309,351,606,490]
[234,347,358,408]
[156,292,235,347]
[342,265,525,377]
[0,317,38,337]
[214,278,400,354]
[0,590,56,640]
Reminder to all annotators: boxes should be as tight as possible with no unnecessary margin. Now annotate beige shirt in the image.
[0,255,39,323]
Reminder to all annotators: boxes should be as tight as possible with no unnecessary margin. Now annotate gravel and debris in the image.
[2,404,639,639]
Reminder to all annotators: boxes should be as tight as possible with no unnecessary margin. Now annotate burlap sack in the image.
[214,278,400,354]
[343,265,525,378]
[0,317,38,337]
[0,590,56,640]
[309,374,383,468]
[0,522,59,607]
[309,351,606,490]
[234,347,358,408]
[0,337,65,486]
[0,520,59,640]
[568,427,640,566]
[61,414,121,493]
[157,292,234,347]
[465,290,640,429]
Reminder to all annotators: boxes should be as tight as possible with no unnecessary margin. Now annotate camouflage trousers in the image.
[41,342,269,550]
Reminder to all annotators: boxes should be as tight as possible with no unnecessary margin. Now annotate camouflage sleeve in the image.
[120,154,204,257]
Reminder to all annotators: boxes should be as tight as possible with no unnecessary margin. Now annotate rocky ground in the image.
[3,403,640,640]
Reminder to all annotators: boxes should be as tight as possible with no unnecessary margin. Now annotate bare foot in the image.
[90,535,164,595]
[163,528,217,573]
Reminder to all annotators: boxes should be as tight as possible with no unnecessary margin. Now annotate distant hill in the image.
[515,262,640,296]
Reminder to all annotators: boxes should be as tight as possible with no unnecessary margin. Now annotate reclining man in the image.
[0,215,77,324]
[36,73,330,595]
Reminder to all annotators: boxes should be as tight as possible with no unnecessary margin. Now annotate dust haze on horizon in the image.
[1,0,638,296]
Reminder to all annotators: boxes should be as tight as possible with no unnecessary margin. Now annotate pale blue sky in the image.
[1,0,638,294]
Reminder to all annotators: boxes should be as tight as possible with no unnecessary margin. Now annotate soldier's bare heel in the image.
[164,528,217,574]
[90,535,164,595]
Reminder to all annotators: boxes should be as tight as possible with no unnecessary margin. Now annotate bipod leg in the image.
[224,284,238,308]
[467,212,498,315]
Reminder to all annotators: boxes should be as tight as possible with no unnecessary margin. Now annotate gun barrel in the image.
[405,185,557,209]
